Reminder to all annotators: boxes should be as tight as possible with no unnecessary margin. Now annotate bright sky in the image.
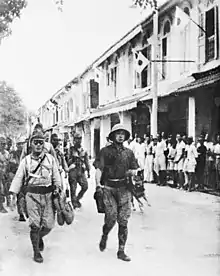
[0,0,161,111]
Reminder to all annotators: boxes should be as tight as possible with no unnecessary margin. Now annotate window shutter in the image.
[198,12,205,66]
[214,5,219,59]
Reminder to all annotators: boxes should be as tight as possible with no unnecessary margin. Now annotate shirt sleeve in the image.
[93,148,105,171]
[129,150,139,170]
[9,159,26,194]
[193,146,198,158]
[51,156,62,188]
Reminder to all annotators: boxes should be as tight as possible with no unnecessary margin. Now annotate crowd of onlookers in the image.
[118,133,220,192]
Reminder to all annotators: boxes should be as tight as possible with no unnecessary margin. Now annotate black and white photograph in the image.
[0,0,220,275]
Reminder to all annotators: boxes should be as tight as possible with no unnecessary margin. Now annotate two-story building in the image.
[38,0,220,159]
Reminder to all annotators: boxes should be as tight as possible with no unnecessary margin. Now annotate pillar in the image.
[90,120,95,159]
[188,96,196,140]
[120,111,132,136]
[100,116,111,148]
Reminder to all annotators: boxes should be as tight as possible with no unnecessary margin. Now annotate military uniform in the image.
[0,140,10,213]
[94,123,138,261]
[9,130,62,263]
[67,141,90,208]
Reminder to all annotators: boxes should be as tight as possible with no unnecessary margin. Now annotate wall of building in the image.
[100,116,111,148]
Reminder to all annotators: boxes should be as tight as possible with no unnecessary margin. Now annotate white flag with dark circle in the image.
[174,6,190,30]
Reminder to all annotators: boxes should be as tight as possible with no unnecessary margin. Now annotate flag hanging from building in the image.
[174,6,190,30]
[133,49,150,73]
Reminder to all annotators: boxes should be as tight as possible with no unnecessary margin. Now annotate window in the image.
[69,98,73,112]
[141,45,152,87]
[106,72,110,86]
[161,21,171,79]
[198,6,219,64]
[82,93,87,113]
[205,7,216,61]
[111,67,117,97]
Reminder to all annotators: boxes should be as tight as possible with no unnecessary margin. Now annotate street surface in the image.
[0,170,220,276]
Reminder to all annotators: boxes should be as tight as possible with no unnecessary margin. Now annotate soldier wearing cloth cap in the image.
[67,132,90,209]
[9,129,62,263]
[93,124,139,262]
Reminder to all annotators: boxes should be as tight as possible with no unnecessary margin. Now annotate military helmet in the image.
[17,137,26,144]
[0,135,6,143]
[108,123,130,141]
[30,129,45,141]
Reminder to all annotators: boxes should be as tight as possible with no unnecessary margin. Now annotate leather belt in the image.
[105,178,127,188]
[26,185,55,194]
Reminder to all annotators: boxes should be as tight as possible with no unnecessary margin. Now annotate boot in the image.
[19,214,26,222]
[0,199,7,213]
[39,227,51,252]
[117,250,131,262]
[117,225,130,261]
[99,224,113,252]
[99,234,108,252]
[6,196,11,208]
[30,226,43,263]
[39,238,44,252]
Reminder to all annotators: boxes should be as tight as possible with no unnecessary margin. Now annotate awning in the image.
[90,90,151,119]
[177,66,220,93]
[67,114,90,127]
[138,76,195,102]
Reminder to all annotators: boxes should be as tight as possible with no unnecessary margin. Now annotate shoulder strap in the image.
[25,154,47,185]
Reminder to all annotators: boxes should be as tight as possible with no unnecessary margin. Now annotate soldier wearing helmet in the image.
[93,123,138,262]
[67,132,90,209]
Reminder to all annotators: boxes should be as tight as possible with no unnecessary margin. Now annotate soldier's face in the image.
[16,143,23,151]
[31,139,44,154]
[74,138,82,147]
[115,130,126,144]
[52,138,59,147]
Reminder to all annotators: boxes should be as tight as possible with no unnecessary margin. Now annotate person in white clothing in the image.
[214,135,220,190]
[174,134,185,188]
[184,137,198,192]
[144,136,154,183]
[154,135,167,186]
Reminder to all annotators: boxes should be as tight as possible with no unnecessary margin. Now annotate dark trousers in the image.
[68,168,88,206]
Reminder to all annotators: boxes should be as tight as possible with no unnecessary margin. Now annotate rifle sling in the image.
[25,154,47,186]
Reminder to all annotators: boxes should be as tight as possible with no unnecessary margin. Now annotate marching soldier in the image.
[8,137,27,221]
[93,123,138,262]
[9,129,62,263]
[0,136,10,213]
[67,133,90,209]
[51,133,69,189]
[20,123,58,164]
